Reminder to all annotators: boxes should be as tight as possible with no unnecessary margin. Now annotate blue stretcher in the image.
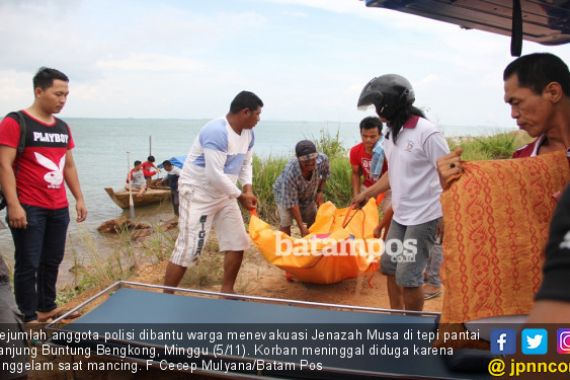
[47,281,492,379]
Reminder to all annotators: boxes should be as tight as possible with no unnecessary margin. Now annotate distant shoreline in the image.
[63,116,517,138]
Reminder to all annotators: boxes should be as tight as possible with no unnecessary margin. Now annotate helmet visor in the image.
[357,89,384,111]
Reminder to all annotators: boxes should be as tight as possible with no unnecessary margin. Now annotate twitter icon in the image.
[522,329,548,355]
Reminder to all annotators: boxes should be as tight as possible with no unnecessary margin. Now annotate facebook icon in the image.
[490,329,516,355]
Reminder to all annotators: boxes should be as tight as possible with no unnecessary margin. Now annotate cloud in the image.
[260,0,368,14]
[128,7,269,52]
[0,0,568,126]
[95,54,205,73]
[416,74,440,87]
[0,70,33,110]
[281,10,308,18]
[261,0,461,32]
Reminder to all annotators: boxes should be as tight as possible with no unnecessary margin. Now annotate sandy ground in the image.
[58,222,443,313]
[125,239,443,313]
[25,228,442,380]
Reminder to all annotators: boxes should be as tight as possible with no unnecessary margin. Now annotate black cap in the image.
[295,140,317,157]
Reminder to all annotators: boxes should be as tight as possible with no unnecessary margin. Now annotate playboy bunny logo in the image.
[34,152,65,188]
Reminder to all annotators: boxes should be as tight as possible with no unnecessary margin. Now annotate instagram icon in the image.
[557,329,570,354]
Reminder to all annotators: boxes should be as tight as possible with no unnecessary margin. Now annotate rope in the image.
[341,205,366,237]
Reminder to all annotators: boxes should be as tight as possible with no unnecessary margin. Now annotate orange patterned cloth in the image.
[440,151,570,323]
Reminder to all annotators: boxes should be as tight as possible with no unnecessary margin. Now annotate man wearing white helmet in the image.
[353,74,450,311]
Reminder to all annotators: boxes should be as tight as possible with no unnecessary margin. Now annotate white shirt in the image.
[179,117,254,199]
[129,169,146,189]
[168,166,182,176]
[384,116,449,225]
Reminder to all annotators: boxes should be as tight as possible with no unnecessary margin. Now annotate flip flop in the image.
[423,289,441,300]
[37,308,82,322]
[26,319,51,327]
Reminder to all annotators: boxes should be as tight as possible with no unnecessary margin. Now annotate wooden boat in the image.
[104,187,171,209]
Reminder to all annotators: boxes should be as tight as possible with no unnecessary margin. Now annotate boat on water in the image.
[105,155,184,210]
[104,187,171,209]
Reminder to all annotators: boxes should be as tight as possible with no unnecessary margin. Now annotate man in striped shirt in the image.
[273,140,329,237]
[164,91,263,294]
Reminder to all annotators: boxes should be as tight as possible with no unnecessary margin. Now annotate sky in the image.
[1,0,569,128]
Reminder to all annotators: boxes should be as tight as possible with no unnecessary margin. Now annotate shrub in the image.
[250,130,352,223]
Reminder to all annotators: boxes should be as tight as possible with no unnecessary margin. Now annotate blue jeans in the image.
[9,205,69,322]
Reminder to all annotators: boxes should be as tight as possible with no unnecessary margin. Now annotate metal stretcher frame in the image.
[46,281,488,380]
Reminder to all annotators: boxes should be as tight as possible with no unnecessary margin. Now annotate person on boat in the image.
[161,160,181,216]
[164,91,262,294]
[273,140,329,237]
[126,160,146,198]
[437,52,570,189]
[142,155,158,187]
[0,67,87,323]
[352,74,449,312]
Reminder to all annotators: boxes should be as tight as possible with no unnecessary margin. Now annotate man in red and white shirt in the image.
[0,67,87,323]
[350,116,385,196]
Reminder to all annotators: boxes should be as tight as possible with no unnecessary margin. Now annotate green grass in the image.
[324,156,352,206]
[139,223,178,262]
[314,129,346,159]
[180,237,224,288]
[251,155,287,223]
[448,131,531,161]
[56,231,134,305]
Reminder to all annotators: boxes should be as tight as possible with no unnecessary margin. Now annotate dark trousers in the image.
[171,189,180,216]
[9,205,69,321]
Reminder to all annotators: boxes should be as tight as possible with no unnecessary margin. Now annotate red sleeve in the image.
[381,159,388,175]
[512,139,537,158]
[67,125,75,150]
[0,116,21,148]
[349,145,359,166]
